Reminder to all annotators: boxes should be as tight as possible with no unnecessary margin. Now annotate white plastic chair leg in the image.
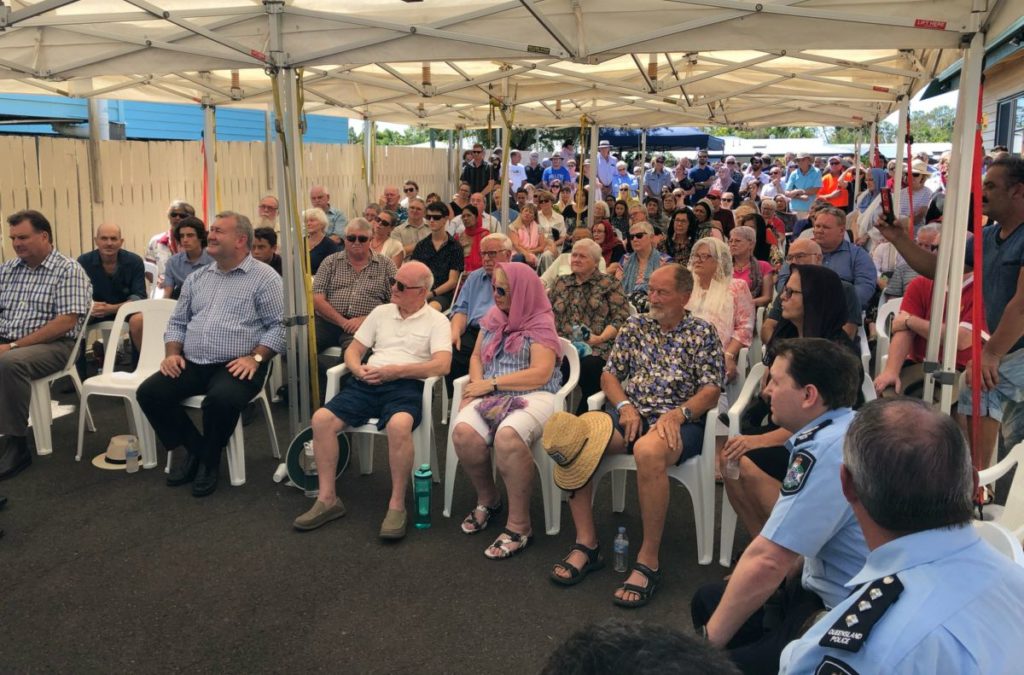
[225,420,246,486]
[719,491,739,567]
[70,371,95,432]
[75,393,90,462]
[443,434,459,518]
[611,468,628,513]
[28,380,54,456]
[259,394,281,459]
[539,457,562,535]
[354,433,374,474]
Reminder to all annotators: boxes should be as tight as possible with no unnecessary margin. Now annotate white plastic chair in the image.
[719,361,767,566]
[978,441,1024,543]
[144,260,162,299]
[973,520,1024,565]
[76,299,176,469]
[856,324,877,403]
[874,297,902,378]
[443,337,580,536]
[748,306,765,372]
[324,362,440,483]
[169,363,281,486]
[28,306,96,456]
[585,386,720,566]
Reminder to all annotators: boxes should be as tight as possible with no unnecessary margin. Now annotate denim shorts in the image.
[324,378,424,430]
[605,404,705,465]
[957,348,1024,421]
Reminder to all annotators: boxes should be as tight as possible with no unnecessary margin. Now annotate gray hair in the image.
[665,263,694,294]
[572,238,602,264]
[592,201,609,219]
[731,225,756,244]
[302,207,328,229]
[844,398,974,532]
[629,221,655,236]
[690,236,733,278]
[215,210,254,249]
[481,232,513,252]
[345,217,373,235]
[916,223,940,241]
[816,206,847,227]
[616,161,628,170]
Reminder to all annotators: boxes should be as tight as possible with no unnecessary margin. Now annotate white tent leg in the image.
[203,102,217,225]
[639,129,647,197]
[588,122,600,226]
[892,97,909,215]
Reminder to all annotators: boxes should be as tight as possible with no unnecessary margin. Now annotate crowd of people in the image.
[1,141,1024,673]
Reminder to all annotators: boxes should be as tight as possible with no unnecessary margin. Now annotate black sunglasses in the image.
[404,188,416,193]
[492,285,507,297]
[346,235,370,243]
[425,214,446,221]
[168,212,188,219]
[377,219,393,226]
[629,232,646,240]
[394,280,424,292]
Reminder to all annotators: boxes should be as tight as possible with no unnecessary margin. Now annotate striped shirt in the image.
[480,328,562,395]
[0,249,92,339]
[165,255,285,364]
[313,251,396,319]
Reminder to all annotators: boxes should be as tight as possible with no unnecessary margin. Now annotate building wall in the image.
[981,50,1024,151]
[0,137,449,262]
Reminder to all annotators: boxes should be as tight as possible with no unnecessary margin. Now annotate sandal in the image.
[460,501,503,534]
[483,528,531,560]
[550,543,605,586]
[612,563,661,609]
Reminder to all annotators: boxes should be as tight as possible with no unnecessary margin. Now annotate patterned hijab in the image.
[480,262,563,366]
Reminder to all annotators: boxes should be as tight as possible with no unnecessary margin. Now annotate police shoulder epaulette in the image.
[818,575,904,653]
[793,418,834,446]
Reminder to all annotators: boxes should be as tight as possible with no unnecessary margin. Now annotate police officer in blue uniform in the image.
[691,338,868,675]
[780,397,1024,674]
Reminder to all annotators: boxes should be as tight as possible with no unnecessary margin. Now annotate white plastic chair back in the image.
[973,521,1024,565]
[874,297,902,378]
[144,260,158,296]
[979,441,1024,541]
[105,299,176,374]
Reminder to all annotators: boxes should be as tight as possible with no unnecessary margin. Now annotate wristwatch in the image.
[679,406,694,423]
[491,376,498,392]
[8,342,17,349]
[250,353,264,364]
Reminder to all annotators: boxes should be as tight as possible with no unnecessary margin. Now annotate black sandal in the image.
[460,501,503,534]
[613,563,661,609]
[550,543,605,586]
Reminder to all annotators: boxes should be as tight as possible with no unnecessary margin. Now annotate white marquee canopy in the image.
[0,0,1018,128]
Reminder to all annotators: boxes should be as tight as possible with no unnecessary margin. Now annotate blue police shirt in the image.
[761,408,868,608]
[450,267,496,329]
[780,524,1024,674]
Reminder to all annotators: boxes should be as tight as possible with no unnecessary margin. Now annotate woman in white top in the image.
[369,209,404,268]
[535,190,566,256]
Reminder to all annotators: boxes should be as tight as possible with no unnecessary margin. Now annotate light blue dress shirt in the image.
[761,408,868,608]
[450,267,496,329]
[781,524,1024,674]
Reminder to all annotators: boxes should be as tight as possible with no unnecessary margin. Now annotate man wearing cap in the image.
[525,151,545,187]
[644,155,673,201]
[597,141,617,198]
[819,156,849,211]
[544,264,723,607]
[688,150,715,205]
[739,157,770,201]
[780,397,1024,674]
[543,155,572,190]
[507,150,527,194]
[785,153,822,215]
[460,143,497,207]
[693,338,867,675]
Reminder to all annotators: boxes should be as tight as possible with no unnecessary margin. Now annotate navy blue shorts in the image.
[605,405,705,465]
[324,378,424,431]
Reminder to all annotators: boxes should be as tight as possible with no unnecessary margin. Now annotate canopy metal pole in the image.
[264,107,274,192]
[639,129,648,198]
[869,120,878,167]
[500,77,511,231]
[202,101,217,225]
[928,31,985,413]
[588,121,600,226]
[363,118,373,206]
[852,132,862,214]
[892,97,909,216]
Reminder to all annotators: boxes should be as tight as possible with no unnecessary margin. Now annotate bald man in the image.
[310,185,348,243]
[77,223,147,374]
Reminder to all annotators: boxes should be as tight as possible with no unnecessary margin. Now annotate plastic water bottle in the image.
[725,458,741,480]
[613,526,629,573]
[413,464,432,529]
[302,440,318,498]
[125,439,140,474]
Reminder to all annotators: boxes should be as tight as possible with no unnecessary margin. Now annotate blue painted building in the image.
[0,94,348,144]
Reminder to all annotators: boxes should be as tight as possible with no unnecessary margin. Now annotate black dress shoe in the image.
[0,495,7,509]
[0,437,30,481]
[192,462,219,497]
[166,452,200,487]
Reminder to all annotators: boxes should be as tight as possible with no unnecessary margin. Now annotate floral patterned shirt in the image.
[549,272,631,360]
[604,313,725,424]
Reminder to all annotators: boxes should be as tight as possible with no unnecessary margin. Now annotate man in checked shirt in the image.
[0,210,92,480]
[137,211,285,497]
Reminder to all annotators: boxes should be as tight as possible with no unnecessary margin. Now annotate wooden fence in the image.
[0,136,451,262]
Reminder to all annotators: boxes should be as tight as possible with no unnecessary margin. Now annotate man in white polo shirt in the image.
[293,261,452,540]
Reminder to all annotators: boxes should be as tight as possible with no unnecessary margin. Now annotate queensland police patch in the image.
[781,450,815,495]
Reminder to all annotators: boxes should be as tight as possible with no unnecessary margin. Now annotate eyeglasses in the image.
[377,219,393,227]
[629,232,646,240]
[425,214,446,221]
[492,285,508,297]
[404,187,416,193]
[690,253,714,263]
[785,253,815,263]
[781,286,803,300]
[655,158,665,163]
[393,280,424,292]
[538,198,552,203]
[472,150,483,154]
[346,235,370,243]
[258,204,276,210]
[481,250,504,258]
[168,212,188,219]
[722,198,733,203]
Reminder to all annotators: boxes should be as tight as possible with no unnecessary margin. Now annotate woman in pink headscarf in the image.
[452,262,564,560]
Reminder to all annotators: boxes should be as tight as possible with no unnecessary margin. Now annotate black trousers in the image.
[446,323,480,395]
[560,354,606,415]
[137,360,268,466]
[691,578,824,675]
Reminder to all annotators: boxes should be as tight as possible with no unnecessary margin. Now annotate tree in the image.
[348,126,434,146]
[706,125,818,139]
[826,122,896,144]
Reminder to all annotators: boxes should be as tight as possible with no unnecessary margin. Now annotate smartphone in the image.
[879,187,895,225]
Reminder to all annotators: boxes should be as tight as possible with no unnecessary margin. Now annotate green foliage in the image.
[348,127,435,146]
[706,126,818,139]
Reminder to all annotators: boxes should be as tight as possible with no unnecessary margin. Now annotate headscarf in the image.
[856,168,887,213]
[710,165,735,194]
[596,220,622,264]
[480,262,564,366]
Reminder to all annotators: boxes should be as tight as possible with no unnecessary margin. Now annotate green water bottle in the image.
[413,464,432,529]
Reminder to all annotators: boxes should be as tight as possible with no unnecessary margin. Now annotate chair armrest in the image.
[324,363,351,401]
[587,392,606,412]
[728,363,765,436]
[979,441,1024,485]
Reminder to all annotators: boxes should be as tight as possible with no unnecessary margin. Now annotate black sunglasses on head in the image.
[346,235,370,243]
[394,280,424,292]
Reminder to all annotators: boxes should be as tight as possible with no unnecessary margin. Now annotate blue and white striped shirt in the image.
[165,255,285,364]
[0,249,92,339]
[480,328,561,395]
